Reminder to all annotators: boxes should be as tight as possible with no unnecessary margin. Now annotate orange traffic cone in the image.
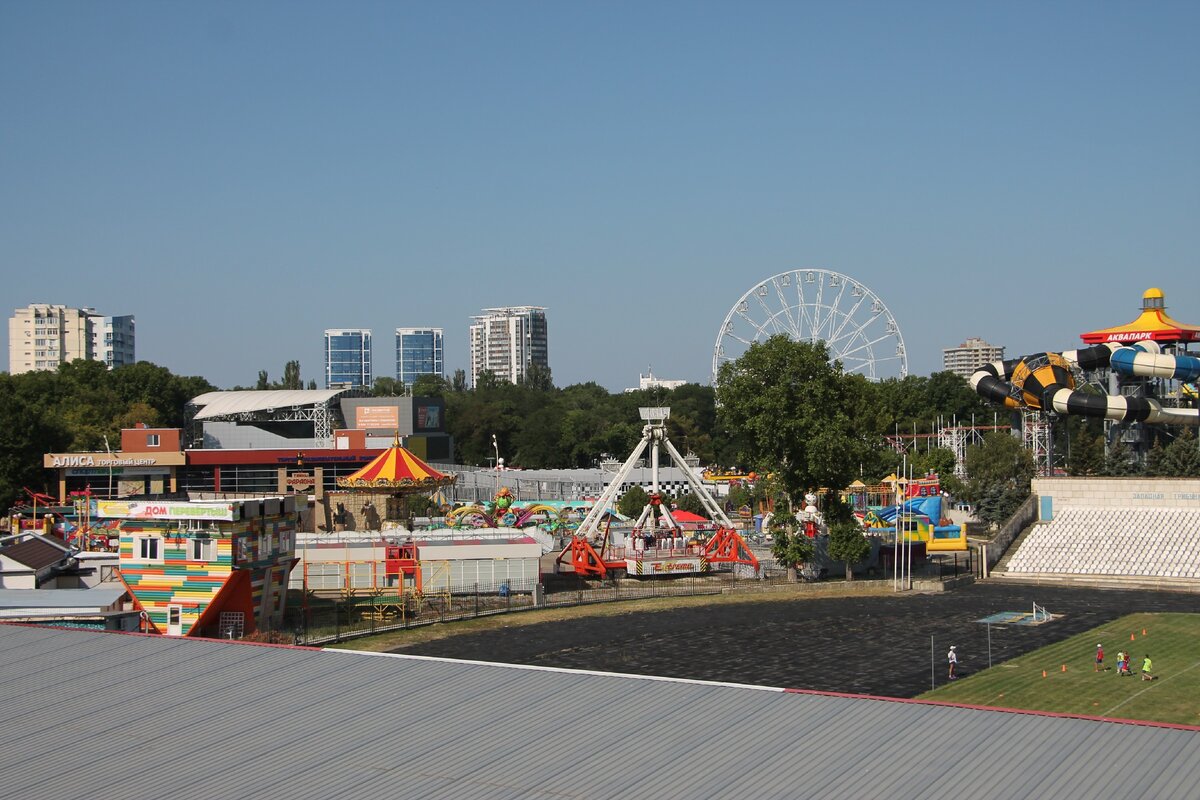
[1142,628,1147,636]
[1042,670,1047,678]
[1061,664,1067,672]
[1131,632,1136,641]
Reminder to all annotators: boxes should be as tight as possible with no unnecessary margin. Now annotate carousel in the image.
[335,437,457,529]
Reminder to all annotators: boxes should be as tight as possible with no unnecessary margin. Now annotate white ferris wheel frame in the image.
[712,269,908,384]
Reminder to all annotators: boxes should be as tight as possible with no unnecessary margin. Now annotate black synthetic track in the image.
[392,583,1200,697]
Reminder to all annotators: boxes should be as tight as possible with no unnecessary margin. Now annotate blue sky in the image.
[3,2,1197,391]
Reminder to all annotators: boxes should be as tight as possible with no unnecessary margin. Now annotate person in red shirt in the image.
[1095,643,1105,672]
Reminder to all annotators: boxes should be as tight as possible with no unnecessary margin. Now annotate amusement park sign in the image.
[627,556,708,575]
[96,500,237,521]
[1103,331,1198,343]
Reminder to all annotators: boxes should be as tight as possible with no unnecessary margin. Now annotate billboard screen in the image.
[355,406,400,430]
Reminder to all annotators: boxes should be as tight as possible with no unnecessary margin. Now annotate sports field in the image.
[920,612,1200,726]
[362,583,1200,702]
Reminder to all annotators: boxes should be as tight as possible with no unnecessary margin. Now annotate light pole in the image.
[492,434,500,495]
[103,435,114,499]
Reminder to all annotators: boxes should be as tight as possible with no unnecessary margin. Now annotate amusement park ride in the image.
[971,288,1200,472]
[555,407,758,579]
[445,489,574,534]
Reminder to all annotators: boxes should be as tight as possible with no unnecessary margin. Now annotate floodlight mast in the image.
[575,407,733,540]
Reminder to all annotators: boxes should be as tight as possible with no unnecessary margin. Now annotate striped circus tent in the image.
[336,440,456,492]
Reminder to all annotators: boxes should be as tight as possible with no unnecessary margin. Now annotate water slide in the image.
[970,340,1200,425]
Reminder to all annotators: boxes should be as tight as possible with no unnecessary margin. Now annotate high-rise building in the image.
[96,315,136,369]
[468,306,548,386]
[324,329,372,389]
[943,337,1005,379]
[395,328,444,387]
[8,304,136,374]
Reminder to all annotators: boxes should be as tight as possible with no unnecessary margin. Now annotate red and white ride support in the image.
[574,407,734,542]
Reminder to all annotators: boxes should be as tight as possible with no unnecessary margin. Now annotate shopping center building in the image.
[42,389,452,532]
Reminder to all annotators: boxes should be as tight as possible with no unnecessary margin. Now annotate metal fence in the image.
[285,567,777,645]
[281,551,958,646]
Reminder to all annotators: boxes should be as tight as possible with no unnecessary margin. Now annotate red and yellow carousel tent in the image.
[336,440,456,492]
[1081,288,1200,345]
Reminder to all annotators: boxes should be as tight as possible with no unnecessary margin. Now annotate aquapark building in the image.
[971,288,1200,465]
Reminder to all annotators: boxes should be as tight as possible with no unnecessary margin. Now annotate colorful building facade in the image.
[103,497,298,637]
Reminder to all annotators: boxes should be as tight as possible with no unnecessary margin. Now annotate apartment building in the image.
[8,304,135,374]
[468,307,548,386]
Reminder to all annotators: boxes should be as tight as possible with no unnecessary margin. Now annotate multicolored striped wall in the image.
[113,498,297,637]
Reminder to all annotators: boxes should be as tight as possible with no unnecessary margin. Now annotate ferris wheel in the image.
[712,269,908,383]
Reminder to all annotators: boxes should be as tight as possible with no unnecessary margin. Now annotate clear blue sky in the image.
[3,2,1197,391]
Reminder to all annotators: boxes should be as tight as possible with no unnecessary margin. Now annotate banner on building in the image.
[97,500,237,521]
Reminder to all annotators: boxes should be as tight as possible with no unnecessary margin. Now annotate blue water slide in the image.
[1110,343,1200,382]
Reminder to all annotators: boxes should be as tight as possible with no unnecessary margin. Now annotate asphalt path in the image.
[393,582,1200,697]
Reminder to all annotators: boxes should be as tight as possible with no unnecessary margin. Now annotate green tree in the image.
[1144,440,1167,476]
[716,337,866,508]
[1068,430,1106,477]
[725,483,753,512]
[114,401,162,430]
[769,509,814,582]
[281,360,303,390]
[519,363,555,392]
[617,485,649,519]
[0,377,71,509]
[1102,439,1139,476]
[110,362,211,427]
[958,431,1035,528]
[256,370,269,390]
[371,377,405,397]
[1161,430,1200,477]
[411,374,450,397]
[54,360,125,451]
[962,432,1034,502]
[827,519,871,580]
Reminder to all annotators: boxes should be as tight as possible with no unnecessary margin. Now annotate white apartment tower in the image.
[468,306,548,386]
[942,337,1006,379]
[8,304,136,374]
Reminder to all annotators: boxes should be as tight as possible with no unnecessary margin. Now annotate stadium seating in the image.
[1004,507,1200,579]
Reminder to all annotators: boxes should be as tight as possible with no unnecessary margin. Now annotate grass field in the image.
[919,612,1200,726]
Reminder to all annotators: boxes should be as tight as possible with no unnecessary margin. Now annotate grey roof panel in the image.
[0,586,126,609]
[189,389,350,420]
[1,625,1199,800]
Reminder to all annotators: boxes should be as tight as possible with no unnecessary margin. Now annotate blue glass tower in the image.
[324,329,372,389]
[396,327,444,386]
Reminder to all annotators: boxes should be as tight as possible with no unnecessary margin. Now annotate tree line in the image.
[4,345,1197,520]
[0,361,216,510]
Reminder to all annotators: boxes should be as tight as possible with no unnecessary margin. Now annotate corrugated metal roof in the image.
[189,389,350,420]
[1,624,1198,799]
[0,586,126,609]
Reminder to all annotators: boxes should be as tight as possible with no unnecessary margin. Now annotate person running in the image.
[947,645,958,680]
[1141,654,1155,681]
[1095,643,1105,672]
